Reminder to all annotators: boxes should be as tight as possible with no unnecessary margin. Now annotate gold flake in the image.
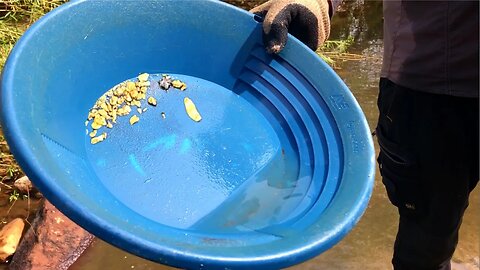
[91,122,102,130]
[137,81,151,88]
[117,105,131,116]
[100,102,108,111]
[93,115,106,126]
[172,80,183,89]
[117,97,125,105]
[129,115,140,125]
[109,109,117,118]
[126,81,136,91]
[147,97,157,106]
[131,100,142,108]
[137,73,149,82]
[114,86,125,96]
[98,109,109,118]
[88,109,98,120]
[110,96,118,105]
[90,132,107,145]
[130,89,139,99]
[89,130,97,138]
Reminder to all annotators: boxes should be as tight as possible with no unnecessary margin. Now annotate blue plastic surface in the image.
[0,1,375,269]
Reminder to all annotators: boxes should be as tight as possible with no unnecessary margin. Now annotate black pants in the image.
[376,78,479,270]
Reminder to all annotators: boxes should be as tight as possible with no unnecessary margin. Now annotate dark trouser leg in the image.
[376,78,479,270]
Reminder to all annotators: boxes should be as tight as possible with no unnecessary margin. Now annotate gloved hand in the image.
[250,0,332,54]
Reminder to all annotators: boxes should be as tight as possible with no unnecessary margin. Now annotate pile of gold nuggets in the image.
[86,73,201,145]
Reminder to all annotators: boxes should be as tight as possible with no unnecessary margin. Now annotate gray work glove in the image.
[250,0,331,54]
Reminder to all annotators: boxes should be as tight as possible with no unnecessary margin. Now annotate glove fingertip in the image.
[264,23,288,54]
[266,42,285,54]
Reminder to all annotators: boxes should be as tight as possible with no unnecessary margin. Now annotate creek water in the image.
[70,1,479,269]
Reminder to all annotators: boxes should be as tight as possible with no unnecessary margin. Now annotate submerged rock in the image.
[8,200,94,270]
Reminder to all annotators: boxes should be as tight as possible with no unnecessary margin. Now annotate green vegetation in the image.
[0,0,67,22]
[316,36,364,68]
[0,0,68,69]
[8,189,19,203]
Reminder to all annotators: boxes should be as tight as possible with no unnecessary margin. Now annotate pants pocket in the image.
[376,128,425,218]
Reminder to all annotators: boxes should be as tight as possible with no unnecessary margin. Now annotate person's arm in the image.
[250,0,342,54]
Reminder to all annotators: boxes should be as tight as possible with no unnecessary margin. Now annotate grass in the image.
[316,36,365,68]
[0,0,67,22]
[0,23,22,70]
[0,0,68,69]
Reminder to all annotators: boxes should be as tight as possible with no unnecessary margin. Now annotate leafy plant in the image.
[316,36,367,68]
[321,36,355,54]
[9,189,19,203]
[6,165,18,178]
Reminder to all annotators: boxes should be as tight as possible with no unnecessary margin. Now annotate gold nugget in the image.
[89,130,97,138]
[184,97,202,122]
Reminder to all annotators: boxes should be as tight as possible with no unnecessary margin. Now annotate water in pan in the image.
[84,74,301,231]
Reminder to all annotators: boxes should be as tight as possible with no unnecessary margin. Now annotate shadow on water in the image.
[70,1,479,269]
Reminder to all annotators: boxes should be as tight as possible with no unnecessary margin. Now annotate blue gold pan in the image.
[0,1,375,269]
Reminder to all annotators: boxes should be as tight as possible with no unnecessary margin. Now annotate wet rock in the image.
[0,218,25,262]
[13,176,42,198]
[13,176,32,194]
[8,200,94,270]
